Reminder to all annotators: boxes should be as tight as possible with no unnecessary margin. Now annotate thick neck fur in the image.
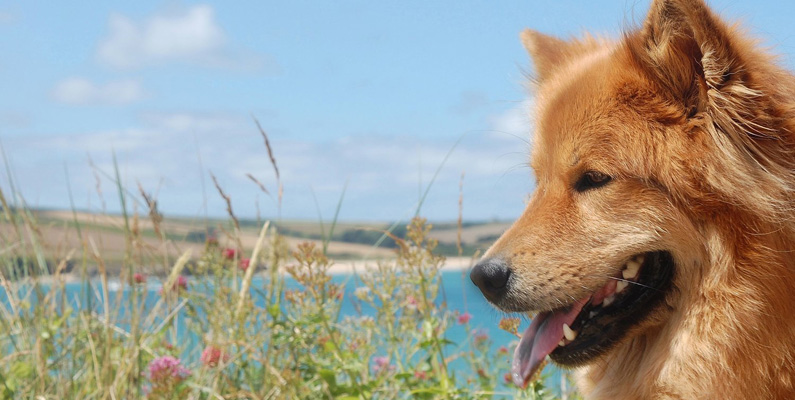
[577,214,795,399]
[577,14,795,398]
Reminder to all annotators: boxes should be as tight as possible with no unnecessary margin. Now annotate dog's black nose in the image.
[470,257,511,302]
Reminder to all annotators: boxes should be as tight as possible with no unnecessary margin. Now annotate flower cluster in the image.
[201,345,230,367]
[133,273,146,284]
[372,356,395,374]
[159,275,188,295]
[473,329,490,345]
[499,317,521,336]
[222,248,238,260]
[148,356,191,383]
[457,311,472,325]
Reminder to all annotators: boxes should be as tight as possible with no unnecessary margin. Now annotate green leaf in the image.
[319,369,337,388]
[9,362,34,381]
[268,303,281,318]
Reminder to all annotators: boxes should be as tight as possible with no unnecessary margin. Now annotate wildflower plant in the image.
[0,162,572,399]
[147,356,191,399]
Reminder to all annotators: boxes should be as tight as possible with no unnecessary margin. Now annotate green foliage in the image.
[0,200,575,398]
[339,224,408,248]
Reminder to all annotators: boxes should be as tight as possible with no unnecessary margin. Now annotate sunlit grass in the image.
[0,124,578,399]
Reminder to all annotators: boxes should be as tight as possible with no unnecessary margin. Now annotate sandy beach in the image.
[326,256,476,275]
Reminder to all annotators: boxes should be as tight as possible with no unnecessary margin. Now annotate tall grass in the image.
[0,130,577,399]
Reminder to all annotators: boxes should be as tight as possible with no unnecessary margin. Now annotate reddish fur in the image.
[487,0,795,398]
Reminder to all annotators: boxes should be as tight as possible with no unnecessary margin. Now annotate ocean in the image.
[2,269,566,396]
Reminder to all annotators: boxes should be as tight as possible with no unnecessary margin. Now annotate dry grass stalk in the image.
[138,182,164,239]
[210,173,240,235]
[246,173,271,197]
[253,117,283,212]
[235,220,270,318]
[163,250,192,295]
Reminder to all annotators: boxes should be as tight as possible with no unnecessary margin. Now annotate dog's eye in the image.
[574,170,612,192]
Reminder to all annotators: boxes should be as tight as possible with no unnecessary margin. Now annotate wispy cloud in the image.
[96,5,271,71]
[138,111,242,133]
[51,77,146,106]
[487,98,534,141]
[4,108,532,221]
[450,91,489,115]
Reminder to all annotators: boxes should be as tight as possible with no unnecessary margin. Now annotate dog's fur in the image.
[484,0,795,398]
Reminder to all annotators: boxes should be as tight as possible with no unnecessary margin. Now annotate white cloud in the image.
[139,111,242,133]
[488,98,534,140]
[36,128,161,153]
[451,91,489,115]
[8,112,531,221]
[96,5,266,70]
[51,77,146,105]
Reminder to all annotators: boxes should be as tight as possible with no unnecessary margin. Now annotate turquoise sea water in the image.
[1,270,566,395]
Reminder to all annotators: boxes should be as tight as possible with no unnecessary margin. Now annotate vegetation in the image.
[0,123,578,399]
[0,204,572,398]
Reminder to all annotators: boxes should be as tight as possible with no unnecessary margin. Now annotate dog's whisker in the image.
[580,274,665,292]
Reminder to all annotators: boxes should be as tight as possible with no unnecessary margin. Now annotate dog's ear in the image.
[629,0,743,115]
[521,30,606,82]
[520,30,569,82]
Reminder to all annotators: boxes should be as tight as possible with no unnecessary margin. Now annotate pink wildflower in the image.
[414,370,428,380]
[133,273,146,284]
[474,329,489,344]
[498,345,509,355]
[201,345,230,367]
[158,275,188,295]
[328,286,343,301]
[457,312,472,325]
[148,355,190,383]
[239,258,250,271]
[176,275,188,290]
[222,248,237,260]
[406,295,418,310]
[372,356,394,374]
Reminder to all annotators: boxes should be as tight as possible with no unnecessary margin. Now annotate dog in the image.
[469,0,795,398]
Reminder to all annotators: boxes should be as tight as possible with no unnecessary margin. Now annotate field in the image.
[1,208,510,278]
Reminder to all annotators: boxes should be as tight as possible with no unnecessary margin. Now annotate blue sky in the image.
[2,1,795,222]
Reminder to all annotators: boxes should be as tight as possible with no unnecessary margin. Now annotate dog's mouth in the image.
[511,250,675,388]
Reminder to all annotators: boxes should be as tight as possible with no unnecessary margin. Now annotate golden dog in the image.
[470,0,795,398]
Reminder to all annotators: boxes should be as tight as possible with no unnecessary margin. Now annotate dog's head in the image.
[472,0,794,387]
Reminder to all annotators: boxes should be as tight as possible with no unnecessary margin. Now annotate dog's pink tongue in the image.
[511,297,589,388]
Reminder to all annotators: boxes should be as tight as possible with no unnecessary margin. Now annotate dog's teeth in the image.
[616,280,629,293]
[589,311,598,318]
[623,260,641,279]
[559,340,566,347]
[635,255,645,264]
[563,323,578,341]
[603,295,616,306]
[621,269,635,280]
